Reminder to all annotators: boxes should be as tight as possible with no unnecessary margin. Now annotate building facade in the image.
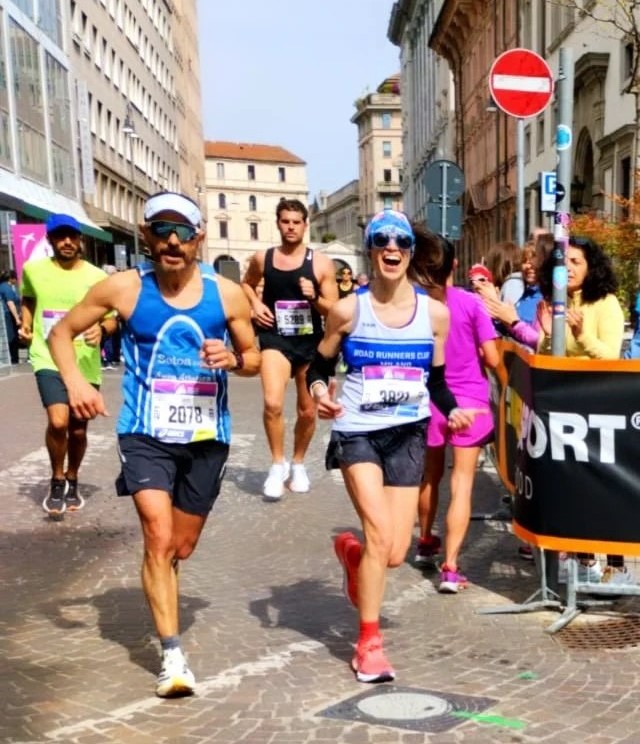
[430,0,519,263]
[351,74,404,226]
[204,141,308,273]
[309,180,360,248]
[0,0,113,272]
[521,1,639,228]
[69,0,204,267]
[388,0,455,223]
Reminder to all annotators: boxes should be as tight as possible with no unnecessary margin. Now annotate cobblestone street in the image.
[2,366,640,743]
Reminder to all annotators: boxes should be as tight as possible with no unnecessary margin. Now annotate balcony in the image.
[377,181,402,195]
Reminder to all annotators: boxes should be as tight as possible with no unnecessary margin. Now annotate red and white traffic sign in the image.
[489,48,554,118]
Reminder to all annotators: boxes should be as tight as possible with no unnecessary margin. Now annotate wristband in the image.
[231,350,244,371]
[310,381,328,399]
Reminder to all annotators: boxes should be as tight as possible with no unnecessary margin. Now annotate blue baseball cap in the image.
[364,209,414,251]
[46,213,82,234]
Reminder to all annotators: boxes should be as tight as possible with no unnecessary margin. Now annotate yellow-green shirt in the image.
[539,290,624,360]
[21,257,107,383]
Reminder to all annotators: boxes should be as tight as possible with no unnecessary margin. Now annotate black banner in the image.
[491,341,640,554]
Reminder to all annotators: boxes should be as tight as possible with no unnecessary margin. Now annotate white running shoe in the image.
[156,648,195,698]
[262,461,290,501]
[288,463,310,493]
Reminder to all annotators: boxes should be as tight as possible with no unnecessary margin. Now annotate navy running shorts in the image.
[325,420,428,487]
[35,369,99,408]
[116,434,230,516]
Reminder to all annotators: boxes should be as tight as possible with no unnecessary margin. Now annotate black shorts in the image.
[258,330,321,376]
[325,420,428,487]
[35,369,99,408]
[116,434,230,516]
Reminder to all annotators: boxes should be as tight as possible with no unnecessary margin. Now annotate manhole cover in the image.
[555,617,640,650]
[319,685,499,734]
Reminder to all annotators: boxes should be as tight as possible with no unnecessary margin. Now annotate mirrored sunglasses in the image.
[149,221,197,242]
[470,276,488,283]
[370,232,414,250]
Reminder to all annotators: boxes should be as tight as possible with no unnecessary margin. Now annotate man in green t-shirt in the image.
[19,214,118,517]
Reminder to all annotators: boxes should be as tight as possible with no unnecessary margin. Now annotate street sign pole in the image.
[423,159,464,241]
[551,47,574,357]
[517,118,525,248]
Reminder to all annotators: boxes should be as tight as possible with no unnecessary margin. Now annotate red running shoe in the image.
[334,532,360,608]
[414,534,442,566]
[351,635,396,683]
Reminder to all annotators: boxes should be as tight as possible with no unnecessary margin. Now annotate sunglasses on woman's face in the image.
[370,232,414,250]
[470,276,488,283]
[149,221,198,242]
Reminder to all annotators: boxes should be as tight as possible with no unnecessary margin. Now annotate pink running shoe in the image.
[438,565,469,594]
[334,532,360,608]
[351,635,396,683]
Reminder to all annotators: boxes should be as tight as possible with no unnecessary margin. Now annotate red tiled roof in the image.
[204,141,306,165]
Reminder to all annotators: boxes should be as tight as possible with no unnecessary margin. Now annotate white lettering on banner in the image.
[507,387,627,464]
[515,466,533,500]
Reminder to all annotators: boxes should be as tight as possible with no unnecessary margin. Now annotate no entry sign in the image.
[489,48,554,118]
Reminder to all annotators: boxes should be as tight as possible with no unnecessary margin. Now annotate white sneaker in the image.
[263,461,290,500]
[156,648,195,698]
[288,463,310,493]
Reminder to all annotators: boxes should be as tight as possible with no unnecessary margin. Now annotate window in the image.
[524,124,531,164]
[218,193,226,209]
[382,141,392,158]
[216,162,224,179]
[536,115,545,154]
[278,166,285,182]
[623,41,634,82]
[250,222,259,240]
[381,112,392,129]
[383,169,392,183]
[249,194,257,211]
[248,164,255,180]
[219,220,228,239]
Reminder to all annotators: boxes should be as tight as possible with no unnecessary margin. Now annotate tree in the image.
[571,182,640,313]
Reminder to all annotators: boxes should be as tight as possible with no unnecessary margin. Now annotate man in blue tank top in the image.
[48,191,261,698]
[242,198,338,500]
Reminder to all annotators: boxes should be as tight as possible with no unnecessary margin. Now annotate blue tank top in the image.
[334,285,435,433]
[116,262,231,444]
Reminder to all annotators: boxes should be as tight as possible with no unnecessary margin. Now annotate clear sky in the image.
[196,0,400,201]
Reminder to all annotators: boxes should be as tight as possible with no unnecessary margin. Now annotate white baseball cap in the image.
[144,192,202,226]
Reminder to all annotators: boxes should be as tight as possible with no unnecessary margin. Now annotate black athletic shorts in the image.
[35,369,99,408]
[325,420,428,487]
[258,330,321,376]
[116,434,230,516]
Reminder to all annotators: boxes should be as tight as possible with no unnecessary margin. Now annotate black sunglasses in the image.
[370,232,414,250]
[149,221,198,242]
[49,228,81,240]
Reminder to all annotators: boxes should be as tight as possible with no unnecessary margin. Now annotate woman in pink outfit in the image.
[410,226,499,593]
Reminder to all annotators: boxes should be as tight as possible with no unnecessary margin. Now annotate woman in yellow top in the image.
[537,236,624,359]
[537,236,628,585]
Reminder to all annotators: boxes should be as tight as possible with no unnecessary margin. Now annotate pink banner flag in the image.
[11,224,49,281]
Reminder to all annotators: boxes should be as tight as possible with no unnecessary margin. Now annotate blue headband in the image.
[365,209,414,251]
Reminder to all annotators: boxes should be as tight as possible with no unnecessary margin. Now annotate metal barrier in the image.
[0,309,11,376]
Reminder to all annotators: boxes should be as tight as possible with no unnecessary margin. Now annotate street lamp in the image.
[122,105,140,265]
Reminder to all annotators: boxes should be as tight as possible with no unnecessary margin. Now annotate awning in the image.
[0,168,113,243]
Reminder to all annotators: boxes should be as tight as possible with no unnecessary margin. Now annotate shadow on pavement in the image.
[19,478,102,509]
[41,588,210,674]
